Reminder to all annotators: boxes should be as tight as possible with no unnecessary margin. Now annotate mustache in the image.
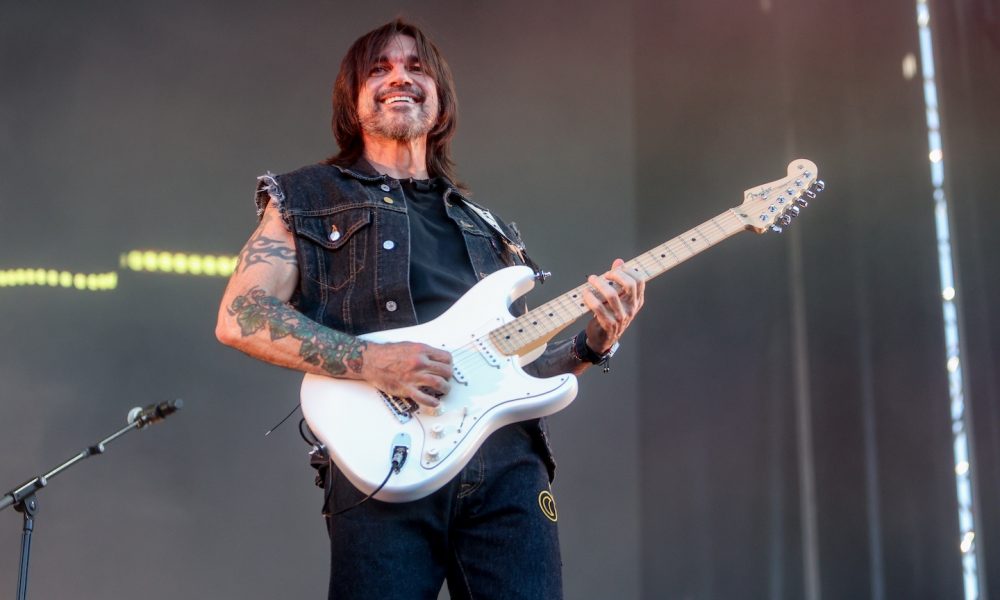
[375,85,425,103]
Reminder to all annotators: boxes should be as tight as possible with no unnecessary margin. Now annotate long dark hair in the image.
[326,19,460,184]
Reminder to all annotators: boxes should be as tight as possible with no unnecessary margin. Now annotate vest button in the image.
[382,196,395,204]
[383,240,396,250]
[385,301,398,312]
[380,183,391,192]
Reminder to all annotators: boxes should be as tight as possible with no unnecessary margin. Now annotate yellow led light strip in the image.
[1,250,237,292]
[0,269,118,291]
[118,250,238,277]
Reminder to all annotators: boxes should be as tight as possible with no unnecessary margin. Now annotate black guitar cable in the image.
[265,400,301,436]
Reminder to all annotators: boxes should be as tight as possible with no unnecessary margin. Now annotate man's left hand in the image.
[581,258,646,354]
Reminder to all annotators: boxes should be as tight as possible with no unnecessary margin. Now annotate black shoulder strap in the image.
[458,198,549,282]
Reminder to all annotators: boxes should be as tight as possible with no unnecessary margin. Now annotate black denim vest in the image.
[255,160,555,480]
[256,161,527,334]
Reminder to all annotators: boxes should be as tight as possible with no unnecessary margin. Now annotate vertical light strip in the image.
[914,1,982,598]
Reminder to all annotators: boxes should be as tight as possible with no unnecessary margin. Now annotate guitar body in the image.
[301,265,578,503]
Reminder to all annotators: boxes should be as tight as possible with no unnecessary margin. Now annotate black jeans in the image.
[324,423,563,599]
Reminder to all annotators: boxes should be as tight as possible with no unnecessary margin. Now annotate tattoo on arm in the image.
[227,287,366,377]
[236,213,296,273]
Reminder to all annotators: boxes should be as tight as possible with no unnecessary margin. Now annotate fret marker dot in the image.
[548,313,553,317]
[532,321,537,325]
[691,237,697,242]
[505,335,510,339]
[661,254,666,258]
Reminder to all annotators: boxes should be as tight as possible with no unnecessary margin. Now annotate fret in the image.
[691,225,709,245]
[645,250,668,270]
[649,244,680,271]
[664,242,682,264]
[710,216,728,236]
[677,235,696,256]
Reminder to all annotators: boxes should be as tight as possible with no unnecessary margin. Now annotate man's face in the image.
[357,34,439,142]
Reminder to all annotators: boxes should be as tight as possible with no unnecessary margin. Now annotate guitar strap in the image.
[459,199,549,282]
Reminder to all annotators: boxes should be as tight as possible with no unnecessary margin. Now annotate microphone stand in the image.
[1,403,180,600]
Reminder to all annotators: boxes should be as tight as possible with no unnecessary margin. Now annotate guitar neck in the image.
[489,209,749,356]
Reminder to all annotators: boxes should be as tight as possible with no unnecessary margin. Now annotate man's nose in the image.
[389,65,413,85]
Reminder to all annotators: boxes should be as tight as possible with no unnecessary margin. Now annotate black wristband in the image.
[572,330,605,364]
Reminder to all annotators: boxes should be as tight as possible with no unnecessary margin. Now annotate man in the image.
[215,19,644,599]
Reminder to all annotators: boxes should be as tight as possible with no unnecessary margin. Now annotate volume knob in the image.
[431,424,445,438]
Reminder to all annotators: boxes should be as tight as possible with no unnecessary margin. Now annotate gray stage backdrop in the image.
[1,1,998,599]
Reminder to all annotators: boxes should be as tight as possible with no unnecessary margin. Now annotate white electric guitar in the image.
[301,159,824,502]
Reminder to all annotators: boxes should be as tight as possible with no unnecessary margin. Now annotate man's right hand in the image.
[361,342,453,407]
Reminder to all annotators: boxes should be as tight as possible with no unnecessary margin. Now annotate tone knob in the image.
[431,424,445,438]
[425,447,440,462]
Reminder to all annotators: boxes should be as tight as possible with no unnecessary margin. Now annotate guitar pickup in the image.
[453,366,468,385]
[473,337,501,368]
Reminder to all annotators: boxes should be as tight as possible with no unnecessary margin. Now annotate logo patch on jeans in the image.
[538,490,558,522]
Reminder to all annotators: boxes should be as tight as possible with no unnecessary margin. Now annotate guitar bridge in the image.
[379,391,417,423]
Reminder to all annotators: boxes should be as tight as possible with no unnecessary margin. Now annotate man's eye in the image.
[369,65,388,75]
[409,64,423,73]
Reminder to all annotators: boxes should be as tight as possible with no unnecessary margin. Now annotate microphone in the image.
[127,399,184,429]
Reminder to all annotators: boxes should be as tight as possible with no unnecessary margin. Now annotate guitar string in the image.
[431,212,750,379]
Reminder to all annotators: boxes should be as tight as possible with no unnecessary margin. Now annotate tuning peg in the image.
[770,225,784,234]
[814,180,825,192]
[803,189,817,199]
[795,197,809,208]
[778,214,793,227]
[786,205,801,217]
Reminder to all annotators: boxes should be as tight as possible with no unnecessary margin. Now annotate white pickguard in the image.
[300,266,578,503]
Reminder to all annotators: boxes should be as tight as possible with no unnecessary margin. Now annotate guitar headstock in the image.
[734,159,824,234]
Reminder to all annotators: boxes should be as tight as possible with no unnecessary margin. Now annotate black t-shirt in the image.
[400,178,479,324]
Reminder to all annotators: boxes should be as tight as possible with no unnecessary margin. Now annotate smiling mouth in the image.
[380,92,422,106]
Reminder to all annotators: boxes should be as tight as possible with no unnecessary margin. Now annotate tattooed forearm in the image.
[227,287,365,377]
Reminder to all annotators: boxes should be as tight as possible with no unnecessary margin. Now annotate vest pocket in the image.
[292,208,372,291]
